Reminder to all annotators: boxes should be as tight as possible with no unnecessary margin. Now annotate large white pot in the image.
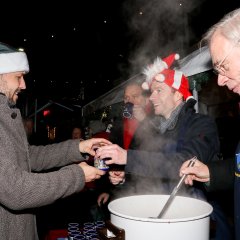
[108,195,213,240]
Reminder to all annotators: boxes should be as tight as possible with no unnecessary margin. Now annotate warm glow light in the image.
[43,110,51,116]
[139,11,143,15]
[104,20,107,23]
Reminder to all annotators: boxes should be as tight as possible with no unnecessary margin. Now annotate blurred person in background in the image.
[180,8,240,239]
[71,126,84,140]
[110,81,152,150]
[97,53,232,239]
[106,81,152,198]
[0,42,110,240]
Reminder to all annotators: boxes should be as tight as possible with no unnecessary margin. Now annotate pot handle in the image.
[97,220,125,240]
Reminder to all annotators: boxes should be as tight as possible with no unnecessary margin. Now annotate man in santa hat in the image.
[97,53,219,191]
[97,53,232,238]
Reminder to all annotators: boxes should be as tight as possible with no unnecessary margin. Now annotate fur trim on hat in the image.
[142,57,168,88]
[0,42,29,74]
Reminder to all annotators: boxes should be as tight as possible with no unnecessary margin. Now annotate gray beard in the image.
[0,91,16,108]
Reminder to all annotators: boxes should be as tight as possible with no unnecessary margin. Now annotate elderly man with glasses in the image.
[180,8,240,240]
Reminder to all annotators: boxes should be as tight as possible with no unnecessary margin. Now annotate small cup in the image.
[68,230,81,237]
[73,234,86,240]
[68,223,80,227]
[68,226,80,232]
[83,222,95,228]
[94,148,109,171]
[83,226,95,233]
[123,102,134,119]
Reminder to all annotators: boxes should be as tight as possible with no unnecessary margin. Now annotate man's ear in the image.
[174,91,183,102]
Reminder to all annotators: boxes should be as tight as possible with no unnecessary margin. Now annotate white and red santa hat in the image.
[142,53,193,100]
[0,42,29,74]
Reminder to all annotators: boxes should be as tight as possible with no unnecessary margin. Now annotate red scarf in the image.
[123,118,139,149]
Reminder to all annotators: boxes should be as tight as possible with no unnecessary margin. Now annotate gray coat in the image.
[0,95,86,240]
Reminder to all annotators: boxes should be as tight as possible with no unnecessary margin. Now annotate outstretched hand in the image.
[96,144,127,165]
[79,162,106,182]
[79,138,112,156]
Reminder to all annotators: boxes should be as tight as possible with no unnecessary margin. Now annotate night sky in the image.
[1,0,239,113]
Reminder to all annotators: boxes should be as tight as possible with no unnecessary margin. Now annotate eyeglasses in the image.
[213,40,240,76]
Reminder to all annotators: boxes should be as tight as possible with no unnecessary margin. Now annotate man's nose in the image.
[20,78,26,89]
[149,92,155,102]
[217,74,228,86]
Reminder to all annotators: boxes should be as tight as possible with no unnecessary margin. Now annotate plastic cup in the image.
[83,222,95,227]
[68,226,80,232]
[68,223,80,227]
[94,221,105,229]
[73,234,86,240]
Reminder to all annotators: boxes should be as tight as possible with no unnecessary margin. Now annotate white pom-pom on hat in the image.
[141,82,150,90]
[163,53,180,68]
[175,53,180,60]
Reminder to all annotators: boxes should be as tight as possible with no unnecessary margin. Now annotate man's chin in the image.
[9,96,18,105]
[232,87,240,95]
[13,94,19,102]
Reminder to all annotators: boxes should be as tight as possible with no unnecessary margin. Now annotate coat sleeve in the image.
[29,139,84,171]
[206,158,235,191]
[0,141,86,211]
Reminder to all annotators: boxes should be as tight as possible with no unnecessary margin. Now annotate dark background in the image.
[1,0,239,107]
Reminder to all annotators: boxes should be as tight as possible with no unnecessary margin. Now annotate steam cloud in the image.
[121,0,203,76]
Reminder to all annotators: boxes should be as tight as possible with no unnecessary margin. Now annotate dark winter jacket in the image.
[206,159,234,192]
[124,99,220,196]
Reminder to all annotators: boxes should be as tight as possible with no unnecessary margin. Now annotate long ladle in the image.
[156,156,197,218]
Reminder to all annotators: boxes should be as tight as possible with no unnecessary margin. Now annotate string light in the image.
[47,126,56,140]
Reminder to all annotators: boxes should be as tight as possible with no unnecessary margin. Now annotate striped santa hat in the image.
[142,53,193,100]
